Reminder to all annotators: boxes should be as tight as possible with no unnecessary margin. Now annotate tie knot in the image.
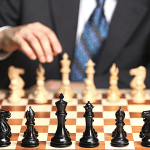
[96,0,105,7]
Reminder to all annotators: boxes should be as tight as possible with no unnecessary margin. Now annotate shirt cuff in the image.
[0,50,12,60]
[0,26,11,31]
[0,26,12,60]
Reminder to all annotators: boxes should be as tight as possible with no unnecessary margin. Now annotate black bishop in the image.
[79,101,99,148]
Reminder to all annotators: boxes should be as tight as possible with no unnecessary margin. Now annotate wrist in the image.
[0,26,11,50]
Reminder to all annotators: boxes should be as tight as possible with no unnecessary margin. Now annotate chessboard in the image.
[0,88,150,150]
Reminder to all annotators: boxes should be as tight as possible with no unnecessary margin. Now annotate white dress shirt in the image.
[76,0,117,43]
[0,0,117,60]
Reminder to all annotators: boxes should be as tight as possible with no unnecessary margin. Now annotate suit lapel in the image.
[97,0,149,73]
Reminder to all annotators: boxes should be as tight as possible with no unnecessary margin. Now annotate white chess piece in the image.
[83,59,98,97]
[83,79,96,103]
[34,64,48,104]
[62,79,72,102]
[8,66,25,103]
[130,66,146,103]
[57,53,73,99]
[107,63,121,102]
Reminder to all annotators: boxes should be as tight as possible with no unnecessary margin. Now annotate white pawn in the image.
[83,79,96,103]
[107,63,121,102]
[62,79,72,102]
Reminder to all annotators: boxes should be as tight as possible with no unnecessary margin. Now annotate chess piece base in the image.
[79,142,99,148]
[50,142,72,147]
[107,97,120,103]
[133,99,145,103]
[21,143,39,148]
[141,137,150,147]
[82,98,96,104]
[0,143,11,147]
[8,96,21,103]
[34,99,48,104]
[111,138,129,147]
[21,136,39,147]
[0,141,11,147]
[50,135,72,148]
[141,143,150,147]
[111,142,129,147]
[79,136,99,148]
[0,136,11,147]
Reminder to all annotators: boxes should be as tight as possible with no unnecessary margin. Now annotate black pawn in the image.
[0,109,11,147]
[50,93,72,147]
[21,106,39,147]
[141,110,150,147]
[111,107,129,147]
[79,101,99,148]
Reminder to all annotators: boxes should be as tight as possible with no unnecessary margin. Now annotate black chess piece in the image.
[112,108,126,137]
[111,107,129,147]
[50,93,72,147]
[23,128,38,137]
[140,117,148,138]
[0,109,11,147]
[23,111,38,138]
[0,109,11,138]
[21,106,39,147]
[141,110,150,147]
[23,107,38,138]
[79,101,99,148]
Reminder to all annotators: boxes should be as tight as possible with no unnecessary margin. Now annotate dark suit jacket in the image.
[0,0,150,89]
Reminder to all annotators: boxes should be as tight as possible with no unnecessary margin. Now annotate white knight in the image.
[130,66,146,103]
[8,66,25,103]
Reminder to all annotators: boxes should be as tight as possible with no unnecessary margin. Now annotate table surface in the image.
[0,81,150,150]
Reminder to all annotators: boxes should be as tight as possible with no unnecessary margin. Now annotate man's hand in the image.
[0,22,62,63]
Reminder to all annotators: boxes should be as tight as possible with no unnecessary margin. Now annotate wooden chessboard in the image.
[0,88,150,150]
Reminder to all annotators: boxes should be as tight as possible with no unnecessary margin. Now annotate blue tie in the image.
[70,0,109,81]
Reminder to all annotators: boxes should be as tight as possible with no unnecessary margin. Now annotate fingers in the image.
[25,22,62,62]
[17,37,37,60]
[33,30,53,62]
[1,22,63,63]
[35,22,62,56]
[47,30,62,56]
[24,33,47,63]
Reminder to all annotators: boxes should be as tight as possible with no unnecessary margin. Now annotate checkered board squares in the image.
[0,89,150,150]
